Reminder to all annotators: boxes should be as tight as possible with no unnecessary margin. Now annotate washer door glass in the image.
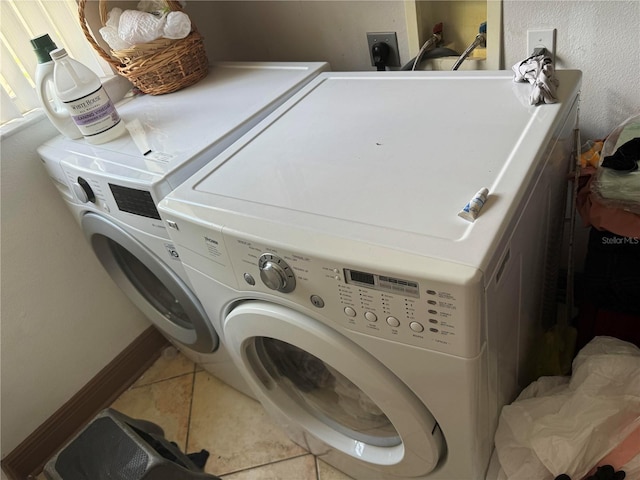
[81,212,216,353]
[109,239,191,329]
[257,337,400,447]
[224,301,445,477]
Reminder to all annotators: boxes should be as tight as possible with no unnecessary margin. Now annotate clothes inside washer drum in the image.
[263,338,333,392]
[258,338,400,446]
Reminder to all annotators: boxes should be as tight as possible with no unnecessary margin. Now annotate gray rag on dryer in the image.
[512,54,559,106]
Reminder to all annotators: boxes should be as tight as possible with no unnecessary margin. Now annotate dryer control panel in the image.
[59,162,170,240]
[220,234,482,359]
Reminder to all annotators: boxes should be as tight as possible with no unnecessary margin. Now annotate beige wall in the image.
[0,117,149,456]
[188,1,414,71]
[502,0,640,141]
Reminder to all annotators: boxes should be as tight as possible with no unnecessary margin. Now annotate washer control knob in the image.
[72,177,95,203]
[258,253,296,293]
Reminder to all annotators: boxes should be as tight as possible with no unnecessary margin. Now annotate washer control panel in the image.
[344,269,420,298]
[222,234,481,358]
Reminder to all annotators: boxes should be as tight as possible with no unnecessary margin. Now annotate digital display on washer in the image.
[348,270,375,285]
[344,269,420,298]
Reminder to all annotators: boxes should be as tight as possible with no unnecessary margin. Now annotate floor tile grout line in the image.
[218,452,315,478]
[314,456,321,480]
[184,363,198,453]
[130,371,196,390]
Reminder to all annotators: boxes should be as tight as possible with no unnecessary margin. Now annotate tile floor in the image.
[52,347,355,479]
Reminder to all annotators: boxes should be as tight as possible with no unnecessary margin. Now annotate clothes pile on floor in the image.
[492,336,640,480]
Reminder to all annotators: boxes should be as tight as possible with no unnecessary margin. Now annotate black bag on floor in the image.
[44,408,221,480]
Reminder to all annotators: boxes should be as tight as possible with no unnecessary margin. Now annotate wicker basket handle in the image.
[77,0,188,68]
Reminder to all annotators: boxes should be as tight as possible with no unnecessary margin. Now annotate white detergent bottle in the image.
[31,35,82,139]
[50,47,126,144]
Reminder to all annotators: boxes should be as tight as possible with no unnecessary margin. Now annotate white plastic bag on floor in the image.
[494,336,640,480]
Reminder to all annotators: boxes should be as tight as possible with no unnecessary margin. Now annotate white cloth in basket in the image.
[99,7,191,50]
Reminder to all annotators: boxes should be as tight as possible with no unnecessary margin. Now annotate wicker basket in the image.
[79,0,208,95]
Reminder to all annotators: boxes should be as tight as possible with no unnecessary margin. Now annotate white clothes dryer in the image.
[158,71,582,479]
[37,62,327,393]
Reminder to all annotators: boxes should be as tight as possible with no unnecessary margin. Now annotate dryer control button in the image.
[364,311,377,322]
[386,316,400,327]
[410,321,425,333]
[73,177,95,203]
[243,273,256,286]
[310,295,325,308]
[344,307,356,317]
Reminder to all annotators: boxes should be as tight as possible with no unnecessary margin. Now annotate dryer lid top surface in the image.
[37,62,327,188]
[175,71,581,264]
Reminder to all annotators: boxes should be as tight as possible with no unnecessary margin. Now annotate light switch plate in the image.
[527,29,556,61]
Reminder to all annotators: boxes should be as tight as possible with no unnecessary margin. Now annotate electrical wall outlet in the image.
[366,32,401,67]
[527,28,556,61]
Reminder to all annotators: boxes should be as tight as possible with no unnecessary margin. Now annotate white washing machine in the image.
[36,62,327,394]
[157,70,582,479]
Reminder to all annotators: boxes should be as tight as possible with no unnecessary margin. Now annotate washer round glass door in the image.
[81,212,217,353]
[223,301,445,477]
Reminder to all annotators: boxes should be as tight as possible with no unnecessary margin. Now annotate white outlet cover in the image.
[527,29,556,57]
